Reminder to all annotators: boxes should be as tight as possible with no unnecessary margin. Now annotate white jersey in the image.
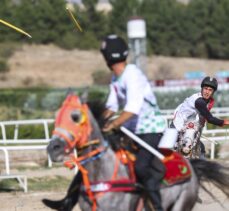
[173,92,202,131]
[106,64,166,134]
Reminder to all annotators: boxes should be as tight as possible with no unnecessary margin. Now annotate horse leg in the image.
[169,188,196,211]
[42,171,82,210]
[129,193,155,211]
[168,176,198,211]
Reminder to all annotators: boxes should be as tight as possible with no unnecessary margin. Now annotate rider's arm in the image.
[111,111,135,128]
[105,84,119,113]
[195,97,224,126]
[102,111,135,132]
[102,109,115,120]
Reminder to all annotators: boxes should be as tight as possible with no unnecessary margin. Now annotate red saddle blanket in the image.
[160,149,192,186]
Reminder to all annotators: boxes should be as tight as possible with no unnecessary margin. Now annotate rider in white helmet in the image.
[101,34,167,211]
[171,76,229,157]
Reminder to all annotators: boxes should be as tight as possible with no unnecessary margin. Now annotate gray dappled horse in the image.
[43,93,229,211]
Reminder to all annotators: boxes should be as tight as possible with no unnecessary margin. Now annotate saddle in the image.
[160,148,192,186]
[106,132,192,188]
[104,147,192,189]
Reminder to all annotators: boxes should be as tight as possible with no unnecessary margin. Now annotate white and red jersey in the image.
[172,92,218,132]
[173,93,202,131]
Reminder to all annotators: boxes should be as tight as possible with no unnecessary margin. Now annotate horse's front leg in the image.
[42,171,82,211]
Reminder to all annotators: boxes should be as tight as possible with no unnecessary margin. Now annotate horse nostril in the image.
[53,145,60,151]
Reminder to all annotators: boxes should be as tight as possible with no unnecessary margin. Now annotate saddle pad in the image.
[161,149,192,186]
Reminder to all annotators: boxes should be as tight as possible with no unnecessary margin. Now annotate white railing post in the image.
[0,123,6,143]
[211,142,215,160]
[0,148,10,174]
[14,124,19,140]
[47,154,52,168]
[43,120,52,167]
[43,120,50,140]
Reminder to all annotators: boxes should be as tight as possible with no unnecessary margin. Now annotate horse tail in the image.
[190,159,229,198]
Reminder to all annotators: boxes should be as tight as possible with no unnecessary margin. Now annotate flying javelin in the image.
[0,19,32,38]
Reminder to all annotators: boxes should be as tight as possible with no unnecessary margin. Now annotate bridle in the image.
[52,94,92,153]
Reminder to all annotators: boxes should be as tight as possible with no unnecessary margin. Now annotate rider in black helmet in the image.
[100,34,128,68]
[101,34,166,211]
[171,76,229,158]
[201,76,218,91]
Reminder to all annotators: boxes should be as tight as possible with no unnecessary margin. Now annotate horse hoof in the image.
[42,198,64,210]
[42,198,73,211]
[196,196,203,204]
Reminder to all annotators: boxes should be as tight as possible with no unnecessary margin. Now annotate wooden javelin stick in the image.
[0,19,32,38]
[66,7,83,32]
[120,126,165,160]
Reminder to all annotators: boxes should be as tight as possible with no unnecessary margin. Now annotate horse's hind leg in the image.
[129,194,154,211]
[170,189,196,211]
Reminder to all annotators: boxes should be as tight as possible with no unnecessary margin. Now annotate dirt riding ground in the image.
[0,185,228,211]
[0,166,228,211]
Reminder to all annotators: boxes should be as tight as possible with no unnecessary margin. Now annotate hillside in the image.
[2,44,229,88]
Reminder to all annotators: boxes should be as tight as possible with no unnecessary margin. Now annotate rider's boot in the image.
[42,172,82,210]
[145,167,165,211]
[148,189,164,211]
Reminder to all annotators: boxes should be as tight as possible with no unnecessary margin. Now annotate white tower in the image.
[127,17,147,74]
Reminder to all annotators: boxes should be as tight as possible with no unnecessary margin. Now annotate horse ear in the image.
[66,87,74,96]
[80,88,89,104]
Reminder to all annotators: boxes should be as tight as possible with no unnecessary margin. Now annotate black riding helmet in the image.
[201,76,218,91]
[100,34,128,67]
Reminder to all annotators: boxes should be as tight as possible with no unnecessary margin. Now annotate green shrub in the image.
[0,42,20,58]
[92,70,111,85]
[0,58,9,72]
[56,32,79,50]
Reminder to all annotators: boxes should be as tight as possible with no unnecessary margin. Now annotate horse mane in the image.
[87,99,124,151]
[87,99,106,128]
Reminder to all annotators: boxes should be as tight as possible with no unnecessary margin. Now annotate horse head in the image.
[180,122,199,156]
[47,93,92,162]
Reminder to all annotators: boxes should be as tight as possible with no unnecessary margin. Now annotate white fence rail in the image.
[0,113,229,175]
[201,129,229,159]
[0,119,55,192]
[0,119,54,175]
[161,106,229,117]
[0,119,54,143]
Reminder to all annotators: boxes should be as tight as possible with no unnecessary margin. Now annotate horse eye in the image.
[71,110,82,122]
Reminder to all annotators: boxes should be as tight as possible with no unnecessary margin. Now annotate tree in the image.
[108,0,141,39]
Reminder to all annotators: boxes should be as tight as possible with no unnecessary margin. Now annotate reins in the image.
[64,140,137,211]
